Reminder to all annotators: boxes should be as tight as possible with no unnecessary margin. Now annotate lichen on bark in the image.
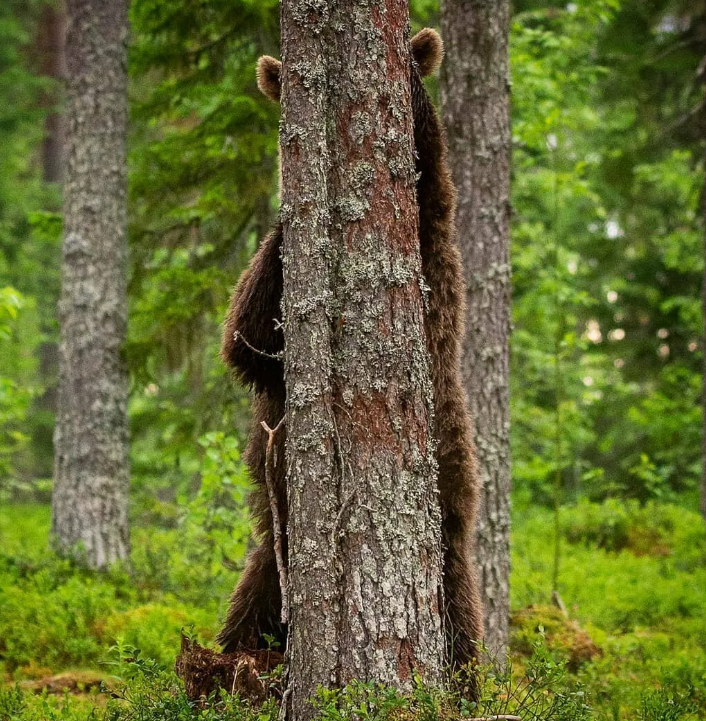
[280,1,444,718]
[51,0,130,571]
[440,0,513,660]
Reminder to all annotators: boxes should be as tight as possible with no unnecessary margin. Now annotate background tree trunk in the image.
[440,0,513,660]
[51,0,130,569]
[280,1,444,718]
[701,23,706,525]
[37,1,67,184]
[701,183,706,520]
[34,1,67,463]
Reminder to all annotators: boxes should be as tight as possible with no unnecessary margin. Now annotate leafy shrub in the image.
[0,553,124,672]
[512,503,706,634]
[101,605,215,669]
[2,643,592,721]
[560,499,706,569]
[0,506,226,676]
[511,606,601,671]
[639,689,695,721]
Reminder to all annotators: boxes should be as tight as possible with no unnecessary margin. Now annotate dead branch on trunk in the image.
[261,418,288,624]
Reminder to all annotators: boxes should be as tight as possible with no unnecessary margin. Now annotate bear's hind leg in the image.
[217,539,285,652]
[444,540,483,672]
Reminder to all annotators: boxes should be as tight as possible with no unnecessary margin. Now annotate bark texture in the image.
[702,37,706,526]
[440,0,513,660]
[37,2,66,183]
[35,1,67,454]
[37,1,67,183]
[51,0,130,569]
[703,102,706,524]
[280,1,444,717]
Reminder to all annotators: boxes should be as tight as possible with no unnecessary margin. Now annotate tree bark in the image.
[280,1,444,718]
[34,1,67,457]
[440,0,513,660]
[702,17,706,525]
[37,1,67,184]
[51,0,130,569]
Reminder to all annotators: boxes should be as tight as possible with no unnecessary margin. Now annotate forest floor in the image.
[0,500,704,720]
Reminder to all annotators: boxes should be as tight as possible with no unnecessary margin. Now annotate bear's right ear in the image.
[257,56,281,102]
[411,28,444,77]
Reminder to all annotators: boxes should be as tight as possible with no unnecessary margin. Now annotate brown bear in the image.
[217,28,483,672]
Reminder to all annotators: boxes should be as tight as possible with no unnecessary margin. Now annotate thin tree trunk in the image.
[37,1,67,184]
[280,1,444,718]
[701,13,706,525]
[35,1,67,457]
[52,0,130,569]
[701,12,706,524]
[440,0,513,660]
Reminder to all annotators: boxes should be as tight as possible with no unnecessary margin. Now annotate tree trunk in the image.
[280,1,444,718]
[37,1,67,184]
[52,0,130,569]
[702,23,706,525]
[34,1,67,463]
[440,0,513,660]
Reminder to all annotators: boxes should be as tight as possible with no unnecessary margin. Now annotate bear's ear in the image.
[411,28,444,77]
[257,56,281,102]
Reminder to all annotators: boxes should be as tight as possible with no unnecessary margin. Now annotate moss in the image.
[511,605,602,672]
[19,670,109,695]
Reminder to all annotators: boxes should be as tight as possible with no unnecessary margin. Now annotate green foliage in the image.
[1,1,706,719]
[513,503,706,633]
[1,0,703,512]
[0,431,250,675]
[0,0,58,486]
[179,433,252,580]
[312,648,591,721]
[0,287,32,492]
[2,500,705,720]
[124,0,280,490]
[639,690,695,721]
[0,645,592,721]
[509,0,704,504]
[0,505,222,677]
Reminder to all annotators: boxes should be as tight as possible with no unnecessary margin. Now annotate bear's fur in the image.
[217,28,483,671]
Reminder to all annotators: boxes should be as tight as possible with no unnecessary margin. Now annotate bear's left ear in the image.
[411,28,444,77]
[257,56,281,102]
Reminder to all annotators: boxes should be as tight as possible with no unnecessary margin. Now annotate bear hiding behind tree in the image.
[217,28,483,672]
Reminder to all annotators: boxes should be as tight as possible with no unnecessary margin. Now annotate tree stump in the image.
[175,635,283,703]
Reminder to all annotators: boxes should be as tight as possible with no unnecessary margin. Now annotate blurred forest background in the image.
[1,0,706,719]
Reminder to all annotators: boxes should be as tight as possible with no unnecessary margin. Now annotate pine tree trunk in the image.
[37,2,67,184]
[280,1,444,718]
[35,1,67,460]
[52,0,130,570]
[440,0,513,660]
[702,125,706,524]
[702,32,706,525]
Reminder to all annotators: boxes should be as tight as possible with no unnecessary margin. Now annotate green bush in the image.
[2,500,706,719]
[1,644,593,721]
[0,505,227,677]
[560,499,706,570]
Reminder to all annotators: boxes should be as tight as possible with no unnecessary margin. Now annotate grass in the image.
[0,499,704,720]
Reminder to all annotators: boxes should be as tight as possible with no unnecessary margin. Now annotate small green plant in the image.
[639,689,695,721]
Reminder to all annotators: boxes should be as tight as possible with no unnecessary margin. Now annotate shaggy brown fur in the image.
[217,29,483,671]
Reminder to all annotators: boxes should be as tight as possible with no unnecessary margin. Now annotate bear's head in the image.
[255,27,443,144]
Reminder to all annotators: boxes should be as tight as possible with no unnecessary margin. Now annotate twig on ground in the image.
[551,589,568,618]
[279,687,292,721]
[261,418,288,624]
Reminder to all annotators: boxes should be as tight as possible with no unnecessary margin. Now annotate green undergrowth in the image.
[0,505,225,677]
[1,500,705,720]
